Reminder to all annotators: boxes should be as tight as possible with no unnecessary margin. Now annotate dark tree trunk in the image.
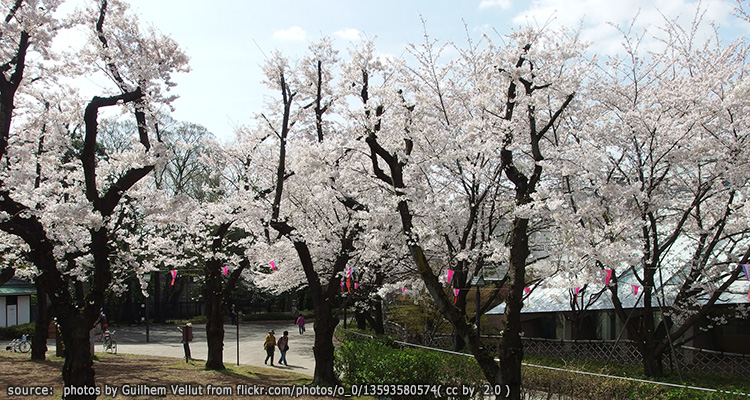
[355,311,366,330]
[497,217,529,400]
[204,259,226,370]
[452,331,466,352]
[203,224,248,371]
[57,312,98,400]
[31,281,49,361]
[205,305,225,370]
[373,299,384,335]
[452,270,468,351]
[364,298,385,335]
[312,305,339,385]
[641,342,664,377]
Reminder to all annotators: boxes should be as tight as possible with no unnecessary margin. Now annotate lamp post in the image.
[144,273,151,343]
[471,275,486,342]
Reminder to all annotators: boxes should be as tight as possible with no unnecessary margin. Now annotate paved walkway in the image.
[88,321,316,376]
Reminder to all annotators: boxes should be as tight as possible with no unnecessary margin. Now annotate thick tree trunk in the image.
[368,299,385,335]
[355,311,366,330]
[312,306,339,385]
[58,313,97,400]
[205,313,225,370]
[638,336,667,378]
[497,216,529,400]
[31,282,49,361]
[452,270,468,352]
[204,264,225,370]
[453,332,466,352]
[642,346,664,377]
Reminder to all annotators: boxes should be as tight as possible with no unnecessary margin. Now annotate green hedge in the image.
[334,333,750,400]
[0,322,35,340]
[334,335,484,400]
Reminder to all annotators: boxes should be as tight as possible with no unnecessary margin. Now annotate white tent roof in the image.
[487,275,750,315]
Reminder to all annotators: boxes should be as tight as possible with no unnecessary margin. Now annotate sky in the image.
[113,0,748,142]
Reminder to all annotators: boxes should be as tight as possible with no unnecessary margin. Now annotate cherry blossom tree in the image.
[0,0,187,396]
[109,109,293,372]
[546,13,750,377]
[352,27,583,398]
[246,39,374,385]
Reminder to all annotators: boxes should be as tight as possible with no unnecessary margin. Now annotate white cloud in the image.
[334,28,361,40]
[479,0,512,9]
[273,26,307,41]
[510,0,735,55]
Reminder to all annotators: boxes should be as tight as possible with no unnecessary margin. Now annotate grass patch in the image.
[0,350,369,399]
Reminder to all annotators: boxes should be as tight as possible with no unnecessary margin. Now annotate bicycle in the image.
[6,334,30,353]
[102,330,117,354]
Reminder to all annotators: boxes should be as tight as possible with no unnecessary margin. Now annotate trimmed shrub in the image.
[335,336,484,399]
[0,322,35,340]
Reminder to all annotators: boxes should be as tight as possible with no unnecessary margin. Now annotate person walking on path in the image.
[176,323,193,363]
[97,311,108,333]
[264,330,276,366]
[230,304,238,325]
[295,315,305,335]
[277,331,289,366]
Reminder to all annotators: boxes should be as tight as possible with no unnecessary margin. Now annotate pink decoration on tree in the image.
[270,261,277,271]
[605,269,613,285]
[223,266,228,276]
[170,270,177,286]
[632,285,640,296]
[446,270,455,283]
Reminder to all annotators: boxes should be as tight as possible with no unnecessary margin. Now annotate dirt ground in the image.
[0,351,350,399]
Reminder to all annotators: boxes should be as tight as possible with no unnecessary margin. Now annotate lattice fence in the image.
[675,346,750,375]
[422,334,750,376]
[521,338,750,376]
[521,338,642,365]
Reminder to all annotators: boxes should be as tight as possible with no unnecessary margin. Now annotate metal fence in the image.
[521,337,750,376]
[418,333,750,377]
[676,345,750,375]
[521,337,642,365]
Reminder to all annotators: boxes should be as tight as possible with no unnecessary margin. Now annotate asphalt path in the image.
[85,321,316,376]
